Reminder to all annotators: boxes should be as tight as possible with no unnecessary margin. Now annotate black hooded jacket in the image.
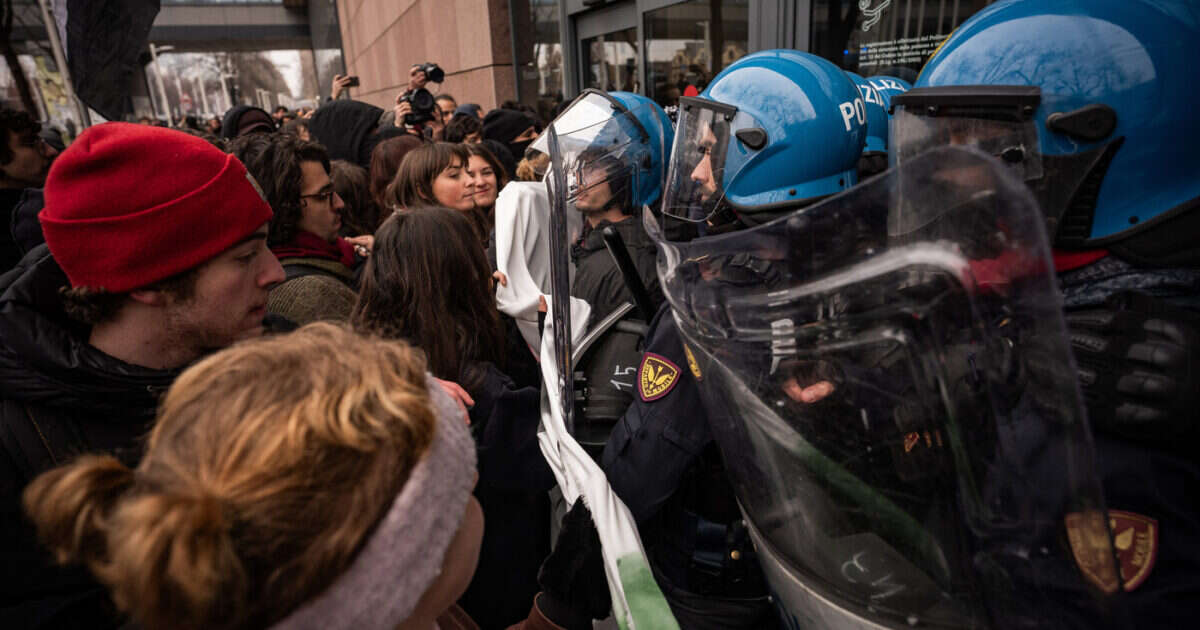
[0,246,177,629]
[307,100,386,169]
[220,104,275,139]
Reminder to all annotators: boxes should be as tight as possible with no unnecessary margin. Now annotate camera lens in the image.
[410,89,434,110]
[424,63,445,83]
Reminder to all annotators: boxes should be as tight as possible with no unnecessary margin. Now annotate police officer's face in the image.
[689,123,720,202]
[574,165,614,213]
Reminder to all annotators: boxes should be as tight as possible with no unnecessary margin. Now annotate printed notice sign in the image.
[859,34,947,70]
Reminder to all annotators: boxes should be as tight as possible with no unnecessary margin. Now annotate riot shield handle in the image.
[601,226,655,321]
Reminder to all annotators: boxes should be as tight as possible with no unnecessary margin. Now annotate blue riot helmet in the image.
[891,0,1200,253]
[532,89,673,216]
[846,72,889,156]
[867,74,911,139]
[867,76,910,114]
[660,50,867,228]
[848,71,895,177]
[609,91,674,208]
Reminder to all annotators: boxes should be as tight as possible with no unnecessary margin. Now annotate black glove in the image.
[1065,291,1200,445]
[536,499,612,627]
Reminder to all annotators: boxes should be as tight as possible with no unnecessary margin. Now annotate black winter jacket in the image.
[0,246,177,629]
[570,217,663,327]
[459,356,554,629]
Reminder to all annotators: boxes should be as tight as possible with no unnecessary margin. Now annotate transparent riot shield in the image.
[540,116,680,630]
[541,90,668,445]
[645,146,1124,629]
[545,124,576,433]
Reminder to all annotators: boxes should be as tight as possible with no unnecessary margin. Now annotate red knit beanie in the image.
[40,122,274,292]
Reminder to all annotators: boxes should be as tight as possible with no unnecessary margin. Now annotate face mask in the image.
[508,139,533,162]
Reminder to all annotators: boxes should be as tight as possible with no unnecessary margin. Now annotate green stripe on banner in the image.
[617,554,680,630]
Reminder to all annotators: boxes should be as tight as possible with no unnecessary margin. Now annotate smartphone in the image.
[345,76,360,87]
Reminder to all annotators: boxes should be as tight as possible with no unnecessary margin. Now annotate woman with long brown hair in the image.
[386,142,476,212]
[387,142,498,246]
[353,206,505,389]
[351,207,551,627]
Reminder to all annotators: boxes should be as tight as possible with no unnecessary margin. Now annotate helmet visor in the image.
[890,86,1044,182]
[660,96,752,224]
[535,90,654,214]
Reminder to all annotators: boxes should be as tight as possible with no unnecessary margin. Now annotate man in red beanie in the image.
[0,122,284,628]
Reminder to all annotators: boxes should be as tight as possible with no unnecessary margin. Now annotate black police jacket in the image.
[1068,300,1200,628]
[0,246,177,629]
[570,217,663,327]
[601,303,710,524]
[600,304,767,603]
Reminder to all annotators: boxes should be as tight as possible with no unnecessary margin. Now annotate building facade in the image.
[336,0,998,119]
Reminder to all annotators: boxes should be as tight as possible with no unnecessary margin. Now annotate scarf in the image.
[271,230,356,267]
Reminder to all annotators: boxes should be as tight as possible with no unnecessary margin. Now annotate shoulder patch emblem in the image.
[1065,510,1121,594]
[1109,510,1158,592]
[683,344,702,380]
[639,352,680,402]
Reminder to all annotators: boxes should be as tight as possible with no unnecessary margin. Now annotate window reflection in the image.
[581,28,639,93]
[514,0,565,124]
[644,0,748,110]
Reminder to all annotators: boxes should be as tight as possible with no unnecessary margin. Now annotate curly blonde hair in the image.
[24,323,435,630]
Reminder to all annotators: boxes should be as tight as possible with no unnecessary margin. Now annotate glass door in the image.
[581,27,640,92]
[574,3,640,94]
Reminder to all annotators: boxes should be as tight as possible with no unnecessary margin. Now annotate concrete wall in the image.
[337,0,516,111]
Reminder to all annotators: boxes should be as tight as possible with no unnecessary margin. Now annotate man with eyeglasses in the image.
[230,132,363,325]
[1,108,58,270]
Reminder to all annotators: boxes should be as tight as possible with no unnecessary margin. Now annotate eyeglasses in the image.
[300,189,335,205]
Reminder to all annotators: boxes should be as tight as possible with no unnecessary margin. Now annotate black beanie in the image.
[482,109,536,144]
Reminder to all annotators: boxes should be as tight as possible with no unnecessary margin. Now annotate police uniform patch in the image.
[1065,510,1121,594]
[683,344,702,380]
[1108,510,1158,592]
[639,352,680,402]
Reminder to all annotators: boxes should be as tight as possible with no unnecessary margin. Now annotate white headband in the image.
[272,376,477,630]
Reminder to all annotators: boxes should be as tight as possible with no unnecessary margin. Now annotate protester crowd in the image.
[2,2,1199,627]
[0,60,634,630]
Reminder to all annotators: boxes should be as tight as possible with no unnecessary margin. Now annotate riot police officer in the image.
[629,34,1141,629]
[535,90,675,451]
[891,1,1200,626]
[600,50,869,629]
[560,91,673,326]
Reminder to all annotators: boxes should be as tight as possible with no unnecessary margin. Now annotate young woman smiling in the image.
[464,143,509,245]
[385,142,477,213]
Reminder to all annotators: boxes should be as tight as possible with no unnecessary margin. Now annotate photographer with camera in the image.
[394,63,447,141]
